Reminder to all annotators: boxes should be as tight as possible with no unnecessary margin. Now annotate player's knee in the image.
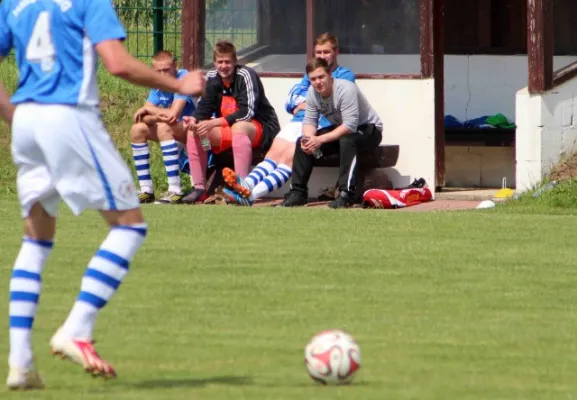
[279,143,297,165]
[231,122,254,135]
[130,122,150,141]
[156,122,174,136]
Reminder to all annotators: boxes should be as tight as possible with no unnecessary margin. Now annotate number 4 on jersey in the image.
[26,11,55,72]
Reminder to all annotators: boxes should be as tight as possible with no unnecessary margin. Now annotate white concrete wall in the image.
[253,54,577,192]
[251,54,577,122]
[260,77,435,196]
[516,80,577,192]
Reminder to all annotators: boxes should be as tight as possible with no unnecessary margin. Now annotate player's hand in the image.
[183,116,197,130]
[301,135,321,155]
[293,102,307,115]
[133,107,149,123]
[196,120,212,138]
[156,112,177,124]
[178,70,205,96]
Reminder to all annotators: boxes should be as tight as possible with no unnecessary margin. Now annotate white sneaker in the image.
[50,328,116,379]
[6,366,44,390]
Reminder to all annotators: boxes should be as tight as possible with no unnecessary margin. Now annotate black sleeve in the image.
[193,78,217,121]
[225,67,259,126]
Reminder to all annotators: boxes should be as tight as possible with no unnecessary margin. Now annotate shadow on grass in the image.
[130,375,254,389]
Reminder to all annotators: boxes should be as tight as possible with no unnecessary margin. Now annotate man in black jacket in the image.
[182,40,280,204]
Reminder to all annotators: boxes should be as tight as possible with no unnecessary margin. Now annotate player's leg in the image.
[331,125,382,208]
[155,121,187,204]
[248,128,299,202]
[130,122,157,203]
[7,104,61,390]
[34,106,146,379]
[223,137,283,197]
[222,120,275,199]
[182,126,222,204]
[7,204,55,391]
[230,121,258,178]
[51,207,145,379]
[225,122,300,205]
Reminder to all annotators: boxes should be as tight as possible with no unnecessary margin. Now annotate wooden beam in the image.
[419,0,433,77]
[527,0,553,93]
[433,0,445,189]
[181,0,205,70]
[306,0,314,58]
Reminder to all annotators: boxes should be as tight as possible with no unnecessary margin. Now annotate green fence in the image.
[114,0,182,59]
[114,0,259,64]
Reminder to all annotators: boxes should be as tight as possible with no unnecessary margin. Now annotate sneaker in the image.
[328,191,354,209]
[137,191,155,204]
[277,191,308,207]
[222,167,252,198]
[50,328,117,379]
[222,188,253,206]
[155,191,184,204]
[6,366,44,390]
[407,178,427,188]
[181,188,208,205]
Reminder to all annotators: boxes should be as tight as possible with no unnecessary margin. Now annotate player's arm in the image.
[86,0,203,96]
[223,68,259,127]
[0,58,14,124]
[301,87,320,139]
[96,41,203,95]
[166,99,187,120]
[319,85,359,144]
[286,74,310,115]
[0,4,14,124]
[148,98,187,125]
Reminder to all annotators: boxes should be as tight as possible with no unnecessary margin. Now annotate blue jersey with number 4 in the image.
[0,0,126,107]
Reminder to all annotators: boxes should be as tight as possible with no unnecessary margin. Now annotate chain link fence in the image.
[114,0,259,62]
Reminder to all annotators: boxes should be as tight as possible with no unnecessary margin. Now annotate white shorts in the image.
[11,103,139,218]
[275,121,303,143]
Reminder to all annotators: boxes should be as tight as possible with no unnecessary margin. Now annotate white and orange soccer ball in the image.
[304,329,362,385]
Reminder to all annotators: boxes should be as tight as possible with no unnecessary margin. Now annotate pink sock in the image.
[186,135,208,189]
[232,134,253,177]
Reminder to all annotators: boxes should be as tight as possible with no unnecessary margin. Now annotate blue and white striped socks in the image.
[131,143,153,194]
[133,140,183,194]
[9,238,53,368]
[160,140,182,194]
[250,164,292,201]
[61,224,148,339]
[245,158,277,189]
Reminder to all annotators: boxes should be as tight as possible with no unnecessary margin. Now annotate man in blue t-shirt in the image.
[220,33,356,206]
[130,50,197,205]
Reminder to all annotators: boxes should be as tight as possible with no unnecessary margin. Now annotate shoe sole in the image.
[222,168,251,198]
[7,383,44,391]
[51,347,117,380]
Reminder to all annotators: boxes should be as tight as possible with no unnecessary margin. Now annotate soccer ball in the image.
[304,329,361,385]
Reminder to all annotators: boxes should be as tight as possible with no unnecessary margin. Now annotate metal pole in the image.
[153,0,164,55]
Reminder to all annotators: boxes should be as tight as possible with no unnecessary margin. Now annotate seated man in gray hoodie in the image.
[279,57,383,208]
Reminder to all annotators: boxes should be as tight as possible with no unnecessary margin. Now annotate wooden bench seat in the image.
[205,144,400,195]
[445,127,515,147]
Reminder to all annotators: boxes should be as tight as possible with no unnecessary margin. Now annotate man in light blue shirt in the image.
[130,51,197,205]
[221,32,356,206]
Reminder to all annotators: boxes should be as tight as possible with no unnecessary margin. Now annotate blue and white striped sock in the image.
[245,158,277,189]
[9,238,54,368]
[131,143,153,194]
[61,224,147,339]
[161,140,182,194]
[250,164,292,201]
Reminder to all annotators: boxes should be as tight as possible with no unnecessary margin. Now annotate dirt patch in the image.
[550,152,577,182]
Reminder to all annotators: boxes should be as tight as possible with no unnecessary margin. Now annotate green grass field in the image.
[3,53,577,399]
[1,200,577,399]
